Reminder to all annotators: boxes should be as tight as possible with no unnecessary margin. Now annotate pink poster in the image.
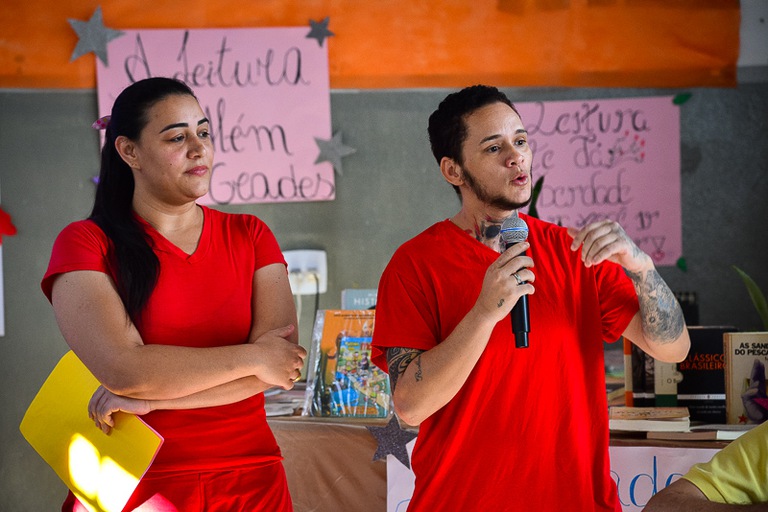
[97,28,333,205]
[516,96,682,266]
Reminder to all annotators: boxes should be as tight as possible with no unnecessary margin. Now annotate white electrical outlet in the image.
[283,249,328,295]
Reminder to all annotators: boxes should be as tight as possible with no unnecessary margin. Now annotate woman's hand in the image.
[88,385,151,435]
[249,324,307,390]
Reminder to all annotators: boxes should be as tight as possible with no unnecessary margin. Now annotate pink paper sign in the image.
[516,96,682,266]
[97,28,333,205]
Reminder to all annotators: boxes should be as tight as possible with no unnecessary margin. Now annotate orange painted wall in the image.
[0,0,739,89]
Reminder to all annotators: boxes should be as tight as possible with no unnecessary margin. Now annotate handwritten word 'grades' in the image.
[123,32,310,88]
[208,163,335,204]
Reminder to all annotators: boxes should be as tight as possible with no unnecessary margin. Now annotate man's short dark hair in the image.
[428,85,519,166]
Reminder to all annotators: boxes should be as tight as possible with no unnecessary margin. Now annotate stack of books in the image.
[609,406,690,432]
[646,423,755,441]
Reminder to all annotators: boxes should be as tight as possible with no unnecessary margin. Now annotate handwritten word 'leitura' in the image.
[525,101,650,137]
[122,32,309,88]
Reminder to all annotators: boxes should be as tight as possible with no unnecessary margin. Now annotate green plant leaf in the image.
[732,265,768,330]
[528,175,544,219]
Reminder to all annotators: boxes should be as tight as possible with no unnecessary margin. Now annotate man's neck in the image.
[450,208,518,252]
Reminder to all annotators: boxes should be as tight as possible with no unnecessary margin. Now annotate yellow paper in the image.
[20,351,163,512]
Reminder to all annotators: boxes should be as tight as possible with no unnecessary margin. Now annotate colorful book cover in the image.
[724,332,768,424]
[330,336,390,416]
[302,309,391,418]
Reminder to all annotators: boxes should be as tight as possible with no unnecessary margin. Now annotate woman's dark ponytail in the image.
[90,77,196,321]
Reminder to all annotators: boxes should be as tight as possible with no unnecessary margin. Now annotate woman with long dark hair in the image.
[42,77,305,511]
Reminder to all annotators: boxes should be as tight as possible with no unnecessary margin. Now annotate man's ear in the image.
[440,157,463,187]
[115,136,139,169]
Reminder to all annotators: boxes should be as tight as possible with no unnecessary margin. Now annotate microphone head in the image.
[500,216,529,246]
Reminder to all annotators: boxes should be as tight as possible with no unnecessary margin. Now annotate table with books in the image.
[269,312,757,512]
[266,400,748,512]
[267,414,739,512]
[266,309,391,512]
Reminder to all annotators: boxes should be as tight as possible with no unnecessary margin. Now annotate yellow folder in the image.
[20,351,163,512]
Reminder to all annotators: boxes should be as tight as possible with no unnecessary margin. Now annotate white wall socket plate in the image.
[283,249,328,295]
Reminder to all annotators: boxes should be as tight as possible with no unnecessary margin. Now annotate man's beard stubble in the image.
[461,165,533,212]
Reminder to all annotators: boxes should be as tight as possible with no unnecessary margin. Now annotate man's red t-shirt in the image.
[372,214,638,511]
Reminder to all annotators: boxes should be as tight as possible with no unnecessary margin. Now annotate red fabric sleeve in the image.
[40,220,110,302]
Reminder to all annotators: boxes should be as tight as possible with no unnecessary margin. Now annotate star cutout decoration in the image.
[315,131,356,176]
[367,416,417,469]
[0,206,18,245]
[68,6,125,65]
[306,17,334,47]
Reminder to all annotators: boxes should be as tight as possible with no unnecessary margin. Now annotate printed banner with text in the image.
[517,96,681,266]
[387,441,719,512]
[97,28,333,205]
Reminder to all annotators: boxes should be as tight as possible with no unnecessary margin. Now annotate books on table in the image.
[340,288,377,310]
[647,423,756,441]
[609,406,690,432]
[724,332,768,425]
[302,309,391,418]
[676,326,736,423]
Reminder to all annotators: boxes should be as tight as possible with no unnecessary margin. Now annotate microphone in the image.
[500,216,530,349]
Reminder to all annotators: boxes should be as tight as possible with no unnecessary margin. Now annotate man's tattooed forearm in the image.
[386,347,424,391]
[414,355,423,381]
[626,268,685,344]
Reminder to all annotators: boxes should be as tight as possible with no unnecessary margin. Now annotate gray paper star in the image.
[68,6,124,65]
[306,17,334,47]
[314,131,356,176]
[367,416,417,469]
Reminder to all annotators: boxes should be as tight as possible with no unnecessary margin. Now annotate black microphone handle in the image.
[509,247,530,349]
[512,296,530,348]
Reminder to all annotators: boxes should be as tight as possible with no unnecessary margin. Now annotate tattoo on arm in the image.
[386,347,425,392]
[414,355,423,381]
[626,268,685,344]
